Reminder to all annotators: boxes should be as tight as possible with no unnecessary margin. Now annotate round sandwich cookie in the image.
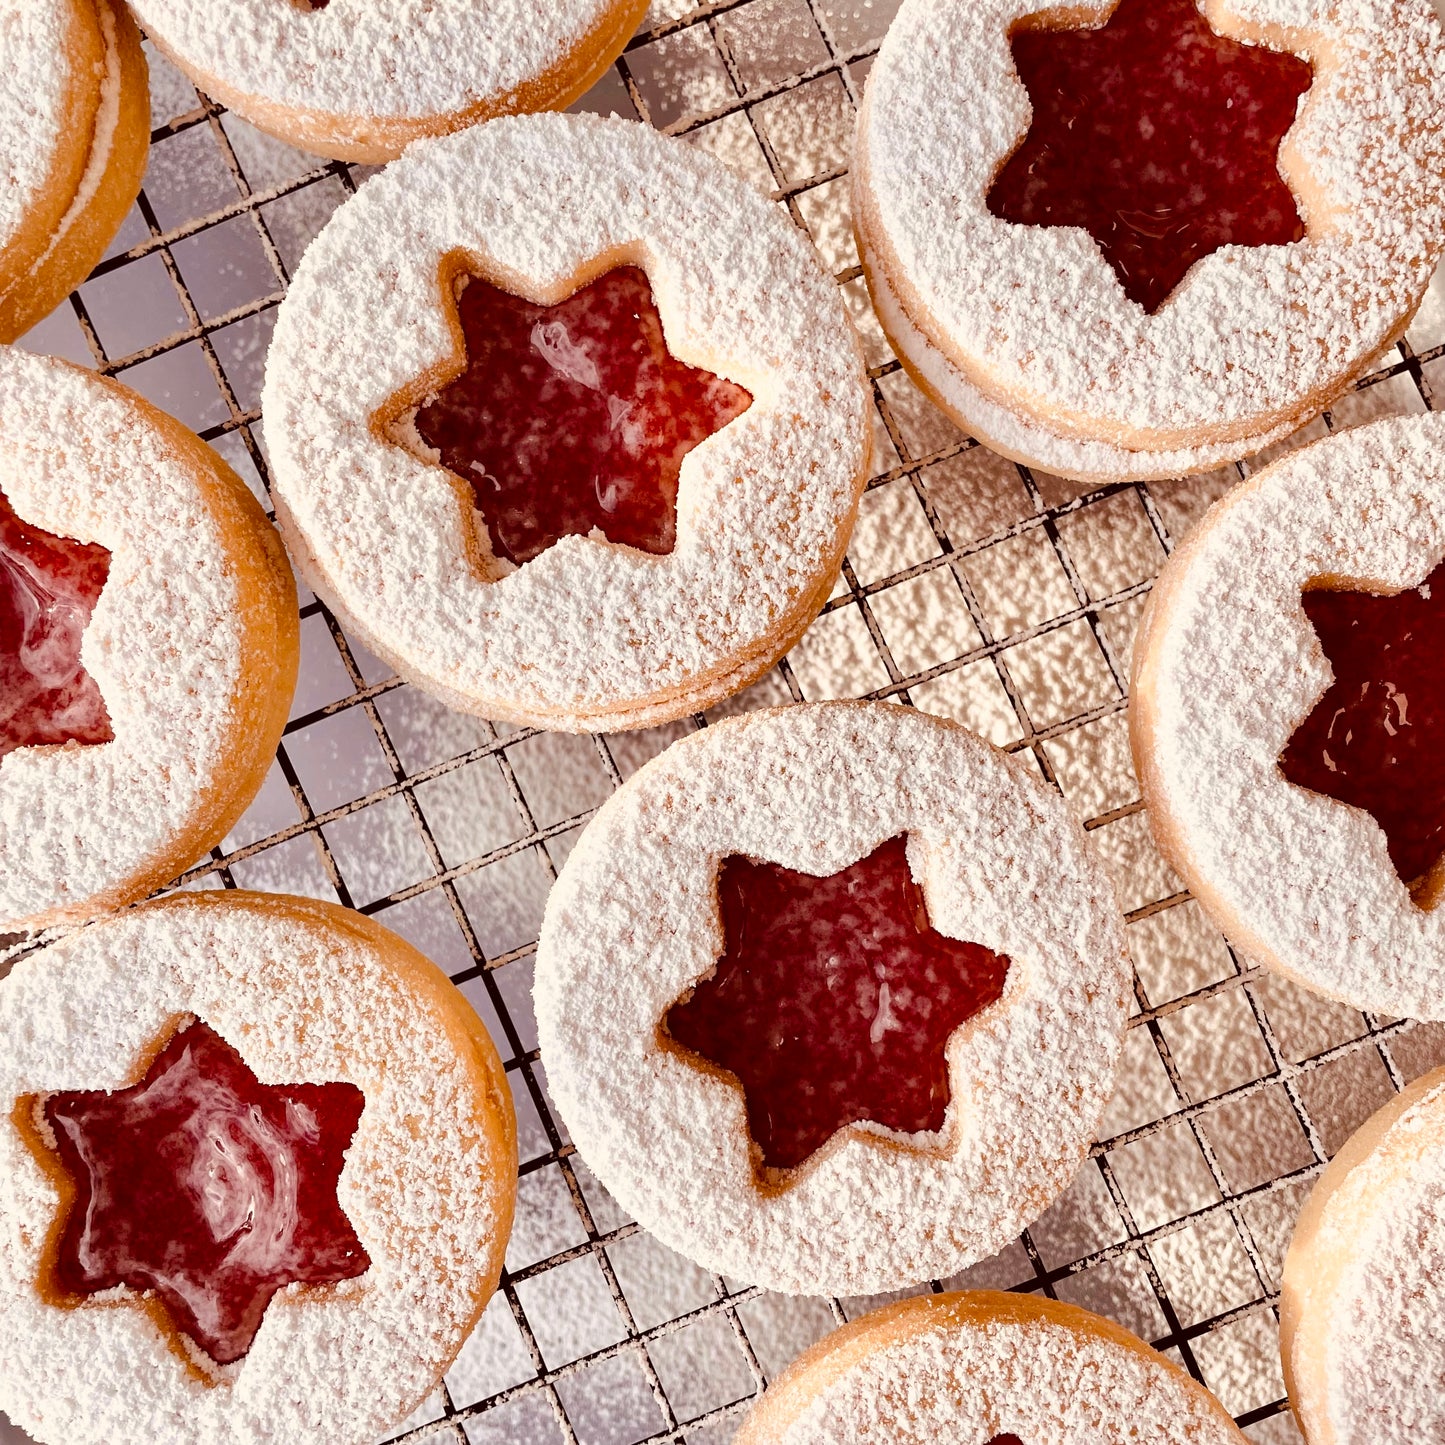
[127,0,650,163]
[0,0,148,343]
[1281,1067,1445,1445]
[0,890,517,1445]
[264,112,871,732]
[735,1291,1248,1443]
[535,701,1130,1296]
[1131,411,1445,1018]
[0,348,299,933]
[854,0,1445,484]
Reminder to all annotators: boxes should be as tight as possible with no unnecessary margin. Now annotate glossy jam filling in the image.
[986,0,1312,314]
[0,488,111,758]
[44,1022,369,1367]
[989,1437,1025,1445]
[663,835,1011,1174]
[413,265,752,567]
[1279,561,1445,902]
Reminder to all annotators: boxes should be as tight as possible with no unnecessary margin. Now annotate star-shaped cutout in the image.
[986,0,1312,314]
[661,835,1011,1177]
[1279,561,1445,906]
[41,1021,369,1367]
[0,487,112,758]
[406,264,752,567]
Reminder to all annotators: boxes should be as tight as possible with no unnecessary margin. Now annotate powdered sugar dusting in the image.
[130,0,634,123]
[0,892,513,1445]
[264,113,870,728]
[857,0,1445,448]
[1289,1078,1445,1445]
[1133,412,1445,1017]
[0,0,76,256]
[753,1296,1246,1442]
[0,351,263,926]
[535,703,1130,1294]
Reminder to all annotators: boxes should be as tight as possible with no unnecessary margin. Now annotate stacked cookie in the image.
[854,0,1445,485]
[263,114,872,731]
[0,0,148,343]
[128,0,651,162]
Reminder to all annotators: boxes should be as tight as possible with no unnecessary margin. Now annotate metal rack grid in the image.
[4,1,1445,1441]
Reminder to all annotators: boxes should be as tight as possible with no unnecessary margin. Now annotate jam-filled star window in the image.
[1280,562,1445,908]
[987,0,1313,313]
[397,263,751,569]
[662,835,1012,1179]
[0,488,111,757]
[38,1021,369,1368]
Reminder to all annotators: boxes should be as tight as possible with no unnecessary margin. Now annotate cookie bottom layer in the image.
[863,253,1299,486]
[273,464,849,734]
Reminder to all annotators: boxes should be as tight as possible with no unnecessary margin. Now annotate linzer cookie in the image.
[535,702,1130,1295]
[0,892,515,1445]
[854,0,1445,485]
[264,112,871,732]
[735,1291,1248,1443]
[738,1292,1246,1443]
[0,0,148,342]
[128,0,650,163]
[1131,412,1445,1018]
[1282,1067,1445,1445]
[0,348,298,932]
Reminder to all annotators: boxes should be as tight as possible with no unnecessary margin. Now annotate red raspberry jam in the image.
[44,1022,369,1367]
[1280,561,1445,903]
[987,0,1312,314]
[413,265,752,567]
[989,1437,1025,1445]
[0,489,111,758]
[663,835,1011,1174]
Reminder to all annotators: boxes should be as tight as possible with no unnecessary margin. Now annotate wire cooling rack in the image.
[4,2,1445,1442]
